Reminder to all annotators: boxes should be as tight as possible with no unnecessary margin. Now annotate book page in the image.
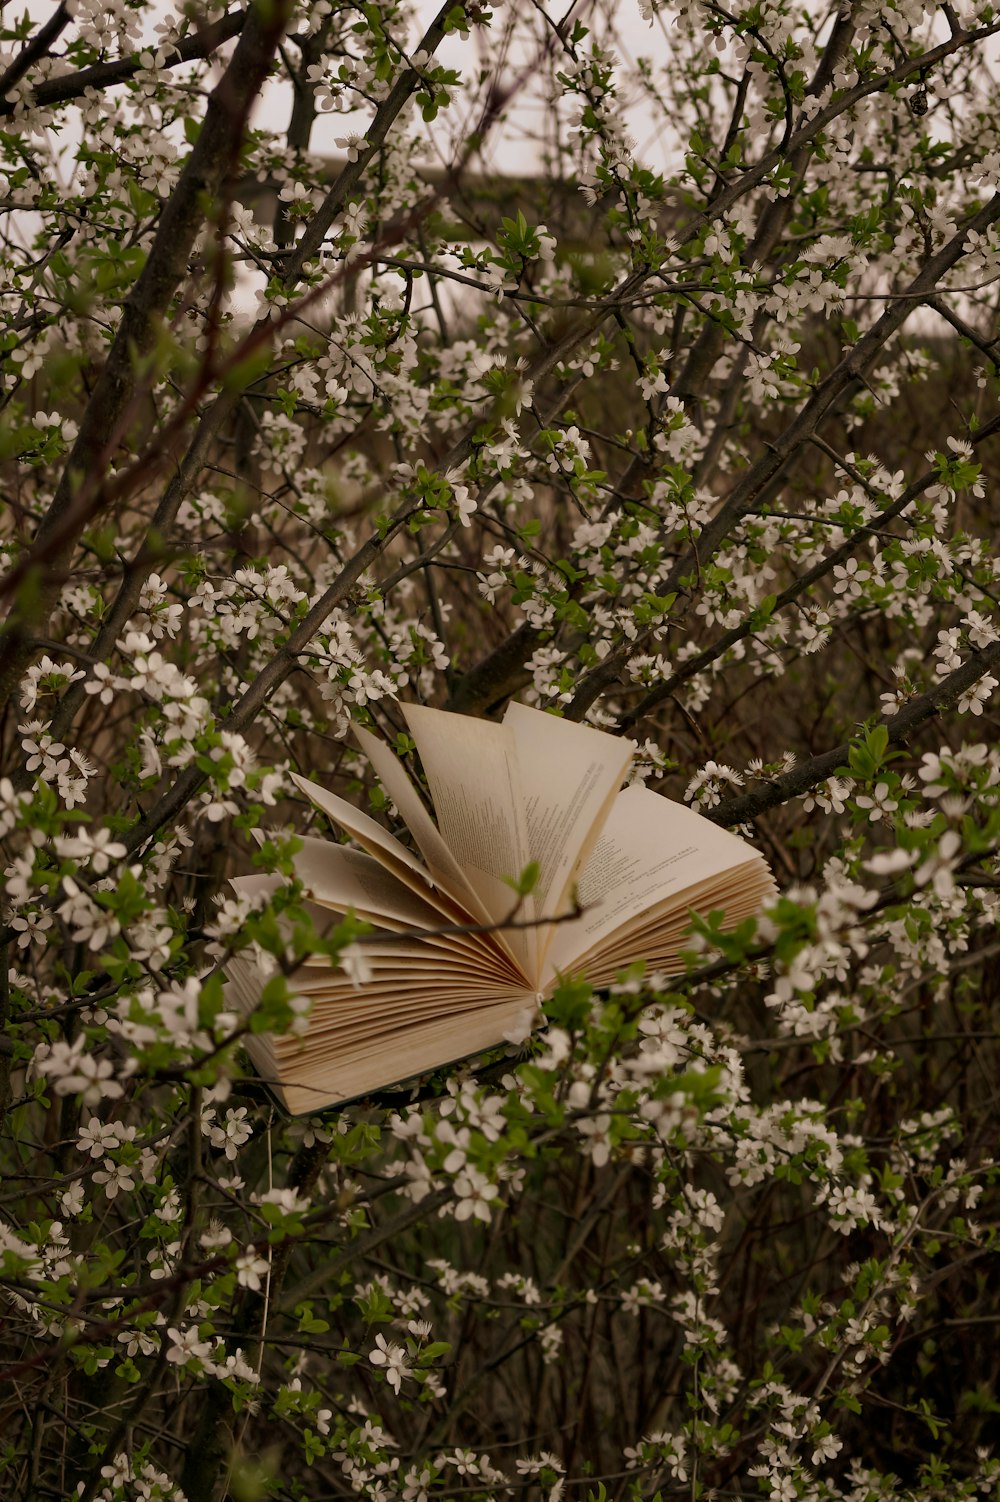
[291,835,453,932]
[290,770,493,931]
[279,977,530,1046]
[402,704,534,976]
[578,864,775,986]
[291,934,509,983]
[227,872,507,979]
[274,995,537,1115]
[290,948,504,984]
[352,724,497,930]
[290,772,429,880]
[543,784,768,980]
[503,702,635,940]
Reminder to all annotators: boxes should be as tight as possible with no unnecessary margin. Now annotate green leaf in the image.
[420,1341,451,1361]
[502,860,540,898]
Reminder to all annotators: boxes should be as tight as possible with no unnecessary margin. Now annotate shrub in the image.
[0,2,998,1500]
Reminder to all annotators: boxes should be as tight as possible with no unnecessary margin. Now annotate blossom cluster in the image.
[0,0,998,1498]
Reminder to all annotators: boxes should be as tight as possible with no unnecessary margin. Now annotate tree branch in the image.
[619,411,1000,731]
[0,8,248,121]
[0,2,72,106]
[0,0,294,709]
[661,191,1000,609]
[706,636,1000,827]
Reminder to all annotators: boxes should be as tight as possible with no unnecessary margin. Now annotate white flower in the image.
[369,1332,411,1392]
[57,877,121,950]
[854,782,898,823]
[165,1325,213,1367]
[832,558,869,597]
[19,654,84,711]
[801,776,853,814]
[10,906,54,949]
[339,943,373,988]
[255,1186,309,1214]
[685,760,744,807]
[100,1454,135,1488]
[206,1107,252,1160]
[502,1000,542,1045]
[914,828,962,897]
[334,133,363,162]
[59,827,128,875]
[863,848,915,876]
[32,1038,132,1106]
[965,610,999,648]
[453,483,477,526]
[60,1181,85,1216]
[452,1166,494,1222]
[577,1113,613,1167]
[76,1118,121,1158]
[0,776,25,837]
[811,1431,844,1465]
[957,674,997,715]
[93,1160,137,1199]
[235,1247,270,1291]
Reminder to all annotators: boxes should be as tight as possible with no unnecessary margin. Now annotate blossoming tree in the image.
[1,0,999,1499]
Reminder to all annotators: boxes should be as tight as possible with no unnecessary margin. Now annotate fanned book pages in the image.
[223,703,778,1115]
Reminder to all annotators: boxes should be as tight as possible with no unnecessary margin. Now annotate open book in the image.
[223,703,777,1114]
